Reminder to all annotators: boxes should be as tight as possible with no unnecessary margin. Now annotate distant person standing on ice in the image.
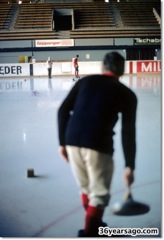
[47,57,53,79]
[72,55,80,81]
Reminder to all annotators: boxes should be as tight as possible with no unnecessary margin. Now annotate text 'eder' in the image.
[0,66,22,75]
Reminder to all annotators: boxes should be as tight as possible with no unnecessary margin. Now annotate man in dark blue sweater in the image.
[58,52,137,237]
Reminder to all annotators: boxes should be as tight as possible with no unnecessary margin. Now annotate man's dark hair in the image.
[76,55,79,58]
[103,52,125,76]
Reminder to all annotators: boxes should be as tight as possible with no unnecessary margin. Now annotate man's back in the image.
[59,74,137,156]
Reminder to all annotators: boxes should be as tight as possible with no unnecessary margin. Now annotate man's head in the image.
[102,52,125,76]
[76,55,79,58]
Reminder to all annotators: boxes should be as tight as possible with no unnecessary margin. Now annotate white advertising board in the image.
[0,64,30,77]
[35,39,74,47]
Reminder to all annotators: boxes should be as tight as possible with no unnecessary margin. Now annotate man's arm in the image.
[58,146,69,162]
[121,93,137,171]
[58,81,80,156]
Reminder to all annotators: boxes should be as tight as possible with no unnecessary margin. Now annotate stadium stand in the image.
[114,1,160,27]
[70,27,160,38]
[73,3,115,28]
[0,4,14,30]
[0,0,161,40]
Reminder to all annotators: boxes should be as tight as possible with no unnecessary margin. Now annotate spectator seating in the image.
[15,4,52,29]
[113,0,160,27]
[0,0,161,40]
[0,5,13,30]
[70,27,160,38]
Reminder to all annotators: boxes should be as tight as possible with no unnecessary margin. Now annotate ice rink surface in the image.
[0,74,161,238]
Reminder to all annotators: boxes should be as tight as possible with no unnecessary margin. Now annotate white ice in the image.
[0,74,161,237]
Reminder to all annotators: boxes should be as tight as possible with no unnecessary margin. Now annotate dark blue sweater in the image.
[58,74,137,170]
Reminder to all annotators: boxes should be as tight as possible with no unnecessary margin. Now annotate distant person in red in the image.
[73,55,79,81]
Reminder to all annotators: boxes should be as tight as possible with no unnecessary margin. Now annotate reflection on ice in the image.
[121,74,160,92]
[0,80,23,91]
[0,78,54,92]
[0,75,161,94]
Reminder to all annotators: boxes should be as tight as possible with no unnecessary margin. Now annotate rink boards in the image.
[0,60,161,78]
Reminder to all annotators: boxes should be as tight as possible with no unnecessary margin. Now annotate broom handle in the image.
[127,185,131,194]
[124,185,132,200]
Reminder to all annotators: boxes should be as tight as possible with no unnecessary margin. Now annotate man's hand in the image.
[123,167,134,186]
[58,146,69,162]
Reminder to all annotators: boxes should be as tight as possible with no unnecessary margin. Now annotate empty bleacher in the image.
[0,0,161,40]
[113,0,160,27]
[0,4,13,30]
[70,0,160,38]
[0,30,56,40]
[74,3,115,28]
[14,4,53,29]
[13,2,115,29]
[70,27,160,38]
